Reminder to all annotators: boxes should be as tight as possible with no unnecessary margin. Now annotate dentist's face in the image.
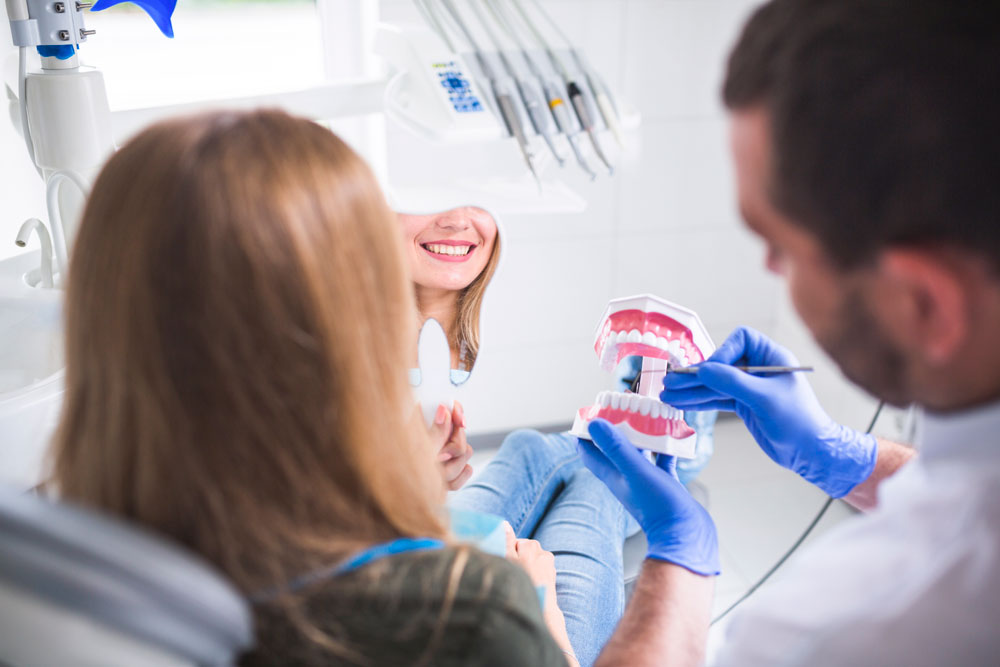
[730,108,910,405]
[398,207,498,292]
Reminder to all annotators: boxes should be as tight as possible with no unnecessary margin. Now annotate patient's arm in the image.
[596,561,713,667]
[504,523,579,665]
[842,438,916,512]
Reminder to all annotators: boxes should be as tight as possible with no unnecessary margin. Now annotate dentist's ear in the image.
[878,249,968,366]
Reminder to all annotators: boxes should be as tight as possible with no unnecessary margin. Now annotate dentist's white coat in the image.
[715,403,1000,666]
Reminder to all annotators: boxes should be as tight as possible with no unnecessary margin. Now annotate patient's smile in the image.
[422,241,477,260]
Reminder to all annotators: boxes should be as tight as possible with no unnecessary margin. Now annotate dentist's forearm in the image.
[595,561,713,667]
[843,438,916,511]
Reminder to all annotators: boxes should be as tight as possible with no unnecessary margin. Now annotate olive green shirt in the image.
[242,546,569,666]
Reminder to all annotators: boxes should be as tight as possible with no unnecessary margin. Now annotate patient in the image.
[399,207,499,382]
[401,209,634,665]
[47,110,575,666]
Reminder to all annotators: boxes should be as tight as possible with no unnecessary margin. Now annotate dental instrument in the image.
[510,0,614,175]
[527,0,625,148]
[665,365,815,375]
[478,0,565,166]
[438,0,542,187]
[495,0,595,179]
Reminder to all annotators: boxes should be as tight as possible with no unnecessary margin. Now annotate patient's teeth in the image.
[642,331,657,347]
[627,329,642,344]
[628,393,641,413]
[638,397,651,416]
[610,393,621,410]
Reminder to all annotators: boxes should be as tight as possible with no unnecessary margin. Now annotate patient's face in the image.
[398,207,497,293]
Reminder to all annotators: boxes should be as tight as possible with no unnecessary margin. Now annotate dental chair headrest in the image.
[0,485,253,665]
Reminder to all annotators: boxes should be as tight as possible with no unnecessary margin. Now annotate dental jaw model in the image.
[571,295,715,458]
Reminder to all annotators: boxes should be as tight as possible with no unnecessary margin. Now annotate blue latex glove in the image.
[660,326,877,498]
[578,419,719,576]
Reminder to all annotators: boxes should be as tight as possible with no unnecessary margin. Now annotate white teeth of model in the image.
[599,391,611,407]
[650,401,661,419]
[627,329,642,344]
[642,331,657,347]
[610,392,621,410]
[617,330,629,343]
[656,336,670,351]
[667,339,681,356]
[628,393,641,413]
[638,396,651,416]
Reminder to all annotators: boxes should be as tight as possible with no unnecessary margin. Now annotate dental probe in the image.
[438,0,542,186]
[528,0,625,148]
[664,366,816,375]
[511,0,615,175]
[480,0,565,165]
[498,0,595,179]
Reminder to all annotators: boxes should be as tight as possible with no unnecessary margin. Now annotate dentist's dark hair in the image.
[723,0,1000,271]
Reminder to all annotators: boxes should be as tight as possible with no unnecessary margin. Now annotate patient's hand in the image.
[429,401,474,490]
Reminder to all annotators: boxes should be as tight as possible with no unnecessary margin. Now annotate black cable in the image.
[710,399,885,626]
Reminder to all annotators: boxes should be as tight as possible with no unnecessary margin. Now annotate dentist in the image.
[582,0,1000,664]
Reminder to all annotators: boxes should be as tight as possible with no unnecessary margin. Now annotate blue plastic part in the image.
[91,0,177,38]
[36,45,78,59]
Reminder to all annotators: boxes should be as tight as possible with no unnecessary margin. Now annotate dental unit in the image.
[511,0,614,176]
[571,295,716,458]
[439,0,542,187]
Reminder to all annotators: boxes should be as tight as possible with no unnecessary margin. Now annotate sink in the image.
[0,250,64,489]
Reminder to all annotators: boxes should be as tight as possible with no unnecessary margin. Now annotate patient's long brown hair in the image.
[50,111,448,596]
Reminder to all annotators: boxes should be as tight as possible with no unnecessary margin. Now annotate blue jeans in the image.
[449,430,634,667]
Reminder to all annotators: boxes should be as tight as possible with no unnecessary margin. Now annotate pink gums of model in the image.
[571,295,716,457]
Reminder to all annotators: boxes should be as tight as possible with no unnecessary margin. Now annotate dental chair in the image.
[0,485,253,666]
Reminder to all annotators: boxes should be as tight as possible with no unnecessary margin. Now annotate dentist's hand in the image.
[661,326,877,498]
[579,419,719,576]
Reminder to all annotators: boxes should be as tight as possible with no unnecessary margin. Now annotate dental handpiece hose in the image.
[510,0,613,174]
[438,0,539,186]
[528,0,625,148]
[567,80,614,175]
[479,0,565,166]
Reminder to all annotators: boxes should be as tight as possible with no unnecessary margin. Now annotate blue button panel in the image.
[433,61,484,113]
